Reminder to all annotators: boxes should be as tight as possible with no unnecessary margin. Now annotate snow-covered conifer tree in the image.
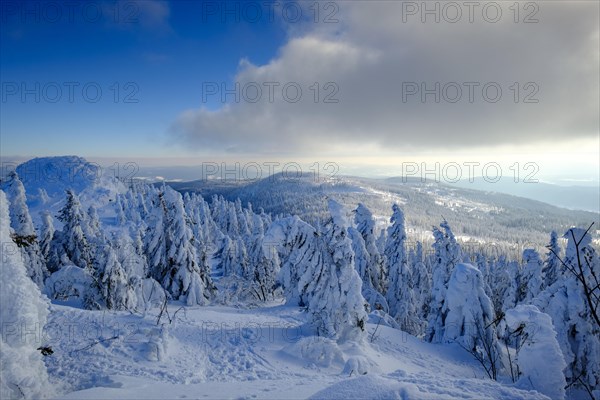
[115,194,127,225]
[161,189,214,304]
[56,190,92,269]
[100,244,136,310]
[385,204,421,334]
[215,235,235,277]
[488,256,510,315]
[349,228,369,285]
[39,210,55,269]
[502,260,522,310]
[4,172,47,287]
[442,263,497,356]
[299,200,367,340]
[349,226,387,312]
[521,249,543,303]
[248,214,280,301]
[542,231,561,288]
[233,238,250,278]
[410,241,431,321]
[145,192,168,283]
[425,220,461,342]
[265,216,321,306]
[354,203,385,294]
[37,187,50,205]
[0,190,54,399]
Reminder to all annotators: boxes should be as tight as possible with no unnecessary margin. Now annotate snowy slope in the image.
[46,302,549,400]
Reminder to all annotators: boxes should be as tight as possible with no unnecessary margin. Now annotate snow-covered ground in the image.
[45,301,548,400]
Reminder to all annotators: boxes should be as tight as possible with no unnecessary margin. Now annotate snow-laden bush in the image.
[0,190,54,399]
[44,264,94,304]
[133,277,167,313]
[442,263,501,380]
[283,336,345,368]
[140,326,170,362]
[502,305,566,400]
[342,356,371,376]
[214,275,257,306]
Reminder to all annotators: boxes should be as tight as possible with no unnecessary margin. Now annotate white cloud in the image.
[171,1,599,156]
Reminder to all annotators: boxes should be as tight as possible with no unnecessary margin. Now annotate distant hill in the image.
[166,173,599,253]
[447,177,599,213]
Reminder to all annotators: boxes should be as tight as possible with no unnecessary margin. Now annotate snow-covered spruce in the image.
[521,249,543,303]
[39,211,55,272]
[425,220,461,342]
[100,244,136,311]
[349,225,387,313]
[354,203,386,295]
[247,213,280,301]
[385,204,422,335]
[409,241,431,323]
[146,188,215,305]
[543,230,562,289]
[4,172,47,287]
[55,190,93,270]
[299,200,367,340]
[266,215,322,306]
[0,190,54,399]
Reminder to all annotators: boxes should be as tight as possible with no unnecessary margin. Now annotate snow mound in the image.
[282,336,345,368]
[342,356,371,376]
[44,264,94,305]
[310,373,551,400]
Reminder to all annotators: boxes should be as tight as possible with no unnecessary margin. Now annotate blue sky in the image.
[1,1,287,156]
[1,1,598,183]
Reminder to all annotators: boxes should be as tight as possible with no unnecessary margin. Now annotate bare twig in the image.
[69,336,119,355]
[370,312,383,343]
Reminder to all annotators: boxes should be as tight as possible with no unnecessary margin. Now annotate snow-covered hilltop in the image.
[1,156,598,400]
[4,156,127,227]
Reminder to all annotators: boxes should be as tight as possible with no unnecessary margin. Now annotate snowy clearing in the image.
[45,302,548,400]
